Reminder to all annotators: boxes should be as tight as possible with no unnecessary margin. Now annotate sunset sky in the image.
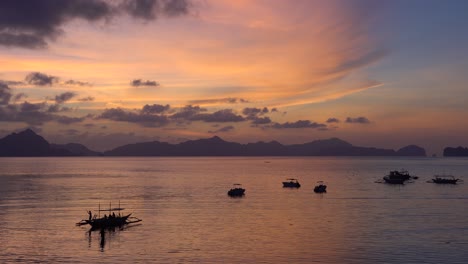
[1,0,468,154]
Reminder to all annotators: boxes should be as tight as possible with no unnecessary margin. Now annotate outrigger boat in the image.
[282,178,301,188]
[432,175,460,184]
[76,201,142,230]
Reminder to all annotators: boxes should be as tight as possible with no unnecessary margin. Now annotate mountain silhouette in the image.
[0,129,99,156]
[443,146,468,157]
[50,143,101,156]
[0,129,51,156]
[396,145,426,156]
[104,136,426,157]
[0,129,428,157]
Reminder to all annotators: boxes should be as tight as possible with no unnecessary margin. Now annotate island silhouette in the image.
[0,129,428,157]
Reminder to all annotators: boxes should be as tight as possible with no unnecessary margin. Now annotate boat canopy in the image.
[98,208,125,212]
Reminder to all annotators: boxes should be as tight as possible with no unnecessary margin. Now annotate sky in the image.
[1,0,468,154]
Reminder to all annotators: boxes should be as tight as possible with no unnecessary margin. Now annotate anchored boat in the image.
[314,181,327,193]
[282,178,301,188]
[228,183,245,197]
[432,175,460,184]
[76,202,142,230]
[383,170,415,184]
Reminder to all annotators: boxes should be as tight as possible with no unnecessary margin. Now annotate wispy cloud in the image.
[208,125,234,134]
[131,79,160,87]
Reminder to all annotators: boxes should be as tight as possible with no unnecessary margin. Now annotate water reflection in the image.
[84,223,143,251]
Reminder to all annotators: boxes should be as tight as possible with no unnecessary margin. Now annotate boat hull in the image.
[314,185,327,193]
[432,179,458,184]
[228,188,245,197]
[383,176,405,184]
[282,182,301,188]
[88,214,132,229]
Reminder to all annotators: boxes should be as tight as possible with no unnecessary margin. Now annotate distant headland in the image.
[0,129,431,157]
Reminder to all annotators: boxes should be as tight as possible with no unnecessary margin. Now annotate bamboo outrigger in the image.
[76,201,142,230]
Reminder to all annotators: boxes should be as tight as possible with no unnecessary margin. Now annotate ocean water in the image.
[0,157,467,263]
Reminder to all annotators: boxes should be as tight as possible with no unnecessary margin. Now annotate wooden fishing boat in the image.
[76,202,142,230]
[432,175,460,184]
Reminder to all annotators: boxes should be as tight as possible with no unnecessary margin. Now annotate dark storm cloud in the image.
[77,96,95,102]
[0,0,192,49]
[131,79,160,87]
[188,97,249,105]
[0,0,94,47]
[97,108,169,127]
[0,82,12,105]
[271,120,327,129]
[25,72,58,86]
[54,92,77,104]
[141,104,170,114]
[208,125,234,134]
[65,79,92,86]
[326,118,340,123]
[345,116,371,124]
[0,32,48,49]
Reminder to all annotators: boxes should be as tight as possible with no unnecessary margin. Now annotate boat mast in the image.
[98,202,100,218]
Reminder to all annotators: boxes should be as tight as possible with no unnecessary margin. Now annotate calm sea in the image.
[0,157,467,263]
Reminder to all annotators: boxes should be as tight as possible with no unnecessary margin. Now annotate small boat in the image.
[382,170,414,184]
[228,184,245,197]
[282,178,301,188]
[383,176,406,184]
[313,181,327,193]
[76,202,142,230]
[432,175,460,184]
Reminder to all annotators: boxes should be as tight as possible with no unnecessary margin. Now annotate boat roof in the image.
[98,207,125,211]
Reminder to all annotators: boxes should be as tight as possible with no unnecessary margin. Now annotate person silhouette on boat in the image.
[112,212,116,218]
[88,211,92,221]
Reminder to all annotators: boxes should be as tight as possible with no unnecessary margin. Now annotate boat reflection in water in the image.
[77,202,142,251]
